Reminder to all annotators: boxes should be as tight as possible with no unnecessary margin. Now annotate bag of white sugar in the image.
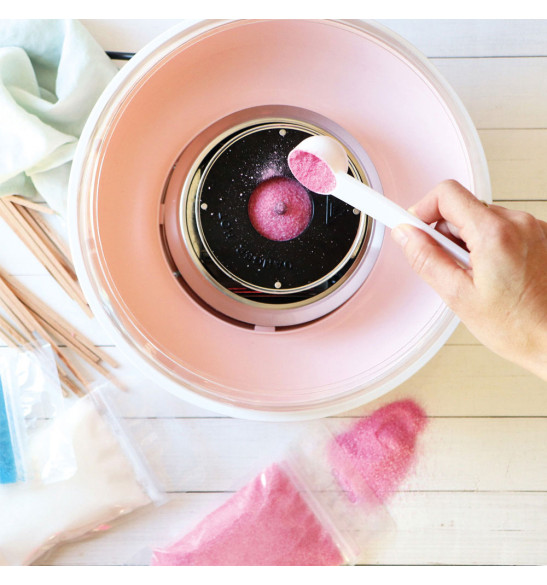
[0,389,165,565]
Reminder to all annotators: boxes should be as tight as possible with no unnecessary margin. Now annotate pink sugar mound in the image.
[288,149,337,194]
[248,176,312,241]
[329,399,427,503]
[151,463,343,566]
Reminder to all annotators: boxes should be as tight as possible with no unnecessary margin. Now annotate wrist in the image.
[517,324,547,381]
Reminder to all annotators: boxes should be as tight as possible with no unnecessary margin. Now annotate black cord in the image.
[106,51,135,61]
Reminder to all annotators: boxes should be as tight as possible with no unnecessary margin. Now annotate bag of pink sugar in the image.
[151,399,427,566]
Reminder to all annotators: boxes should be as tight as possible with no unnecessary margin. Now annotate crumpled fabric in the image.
[0,19,118,216]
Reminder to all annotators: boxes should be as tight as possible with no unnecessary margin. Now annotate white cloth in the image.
[0,19,118,215]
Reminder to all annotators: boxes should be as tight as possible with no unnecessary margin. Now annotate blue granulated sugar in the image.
[0,376,17,484]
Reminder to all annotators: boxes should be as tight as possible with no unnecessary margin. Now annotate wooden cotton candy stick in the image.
[3,195,56,214]
[0,198,92,317]
[2,272,118,369]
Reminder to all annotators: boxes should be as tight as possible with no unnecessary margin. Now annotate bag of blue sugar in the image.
[0,376,24,484]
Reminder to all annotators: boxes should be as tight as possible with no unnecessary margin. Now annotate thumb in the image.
[391,224,473,309]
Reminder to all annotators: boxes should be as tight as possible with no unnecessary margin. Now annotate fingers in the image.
[408,180,493,245]
[399,179,547,307]
[408,180,547,248]
[433,219,466,245]
[391,224,473,312]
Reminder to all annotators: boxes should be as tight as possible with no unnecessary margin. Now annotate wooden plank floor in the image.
[1,19,546,566]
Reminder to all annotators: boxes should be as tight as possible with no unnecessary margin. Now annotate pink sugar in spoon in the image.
[288,135,470,267]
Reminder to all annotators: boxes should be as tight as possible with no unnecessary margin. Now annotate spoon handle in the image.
[333,173,470,268]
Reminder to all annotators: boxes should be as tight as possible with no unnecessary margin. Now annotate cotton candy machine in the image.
[68,19,490,420]
[162,105,383,328]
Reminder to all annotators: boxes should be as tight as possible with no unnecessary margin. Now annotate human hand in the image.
[391,180,547,380]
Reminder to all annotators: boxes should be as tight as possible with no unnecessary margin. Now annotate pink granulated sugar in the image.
[151,463,343,566]
[288,149,337,194]
[248,176,312,241]
[329,399,427,503]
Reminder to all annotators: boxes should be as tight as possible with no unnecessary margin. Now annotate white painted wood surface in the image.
[2,19,546,566]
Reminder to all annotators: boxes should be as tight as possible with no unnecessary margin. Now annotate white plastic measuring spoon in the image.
[288,135,470,268]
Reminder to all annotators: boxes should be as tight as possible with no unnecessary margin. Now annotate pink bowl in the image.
[68,20,490,420]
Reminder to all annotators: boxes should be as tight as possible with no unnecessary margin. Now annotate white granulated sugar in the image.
[0,394,158,565]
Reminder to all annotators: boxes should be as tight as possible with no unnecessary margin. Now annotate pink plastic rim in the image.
[68,19,491,420]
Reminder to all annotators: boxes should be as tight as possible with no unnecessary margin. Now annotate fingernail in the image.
[407,206,418,217]
[391,226,409,247]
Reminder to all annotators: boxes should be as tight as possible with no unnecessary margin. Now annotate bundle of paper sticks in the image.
[0,195,118,396]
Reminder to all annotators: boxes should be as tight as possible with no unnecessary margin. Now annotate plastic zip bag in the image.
[0,341,75,485]
[0,387,165,566]
[149,442,390,566]
[150,399,426,566]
